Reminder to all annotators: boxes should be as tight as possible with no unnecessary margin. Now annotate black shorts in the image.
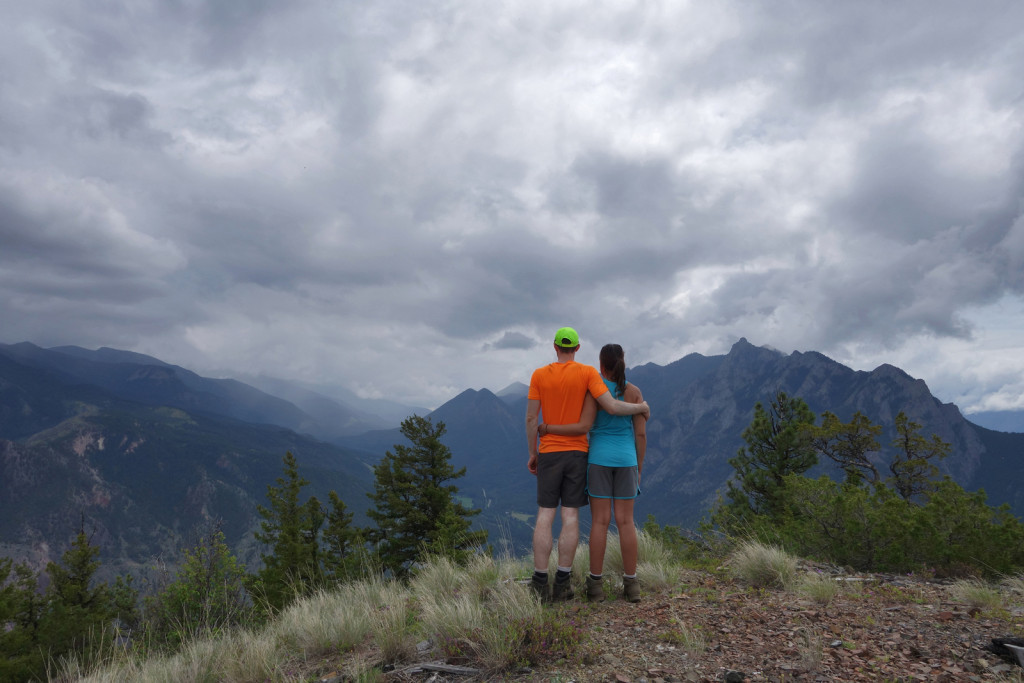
[536,450,589,508]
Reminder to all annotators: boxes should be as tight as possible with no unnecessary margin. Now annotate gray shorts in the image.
[536,450,589,508]
[587,464,640,500]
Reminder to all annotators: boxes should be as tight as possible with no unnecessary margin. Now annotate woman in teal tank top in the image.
[539,344,647,602]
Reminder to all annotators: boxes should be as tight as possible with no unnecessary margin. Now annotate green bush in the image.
[768,476,1024,576]
[143,527,253,649]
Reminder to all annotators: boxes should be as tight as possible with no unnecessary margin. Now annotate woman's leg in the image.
[589,497,612,576]
[613,498,638,576]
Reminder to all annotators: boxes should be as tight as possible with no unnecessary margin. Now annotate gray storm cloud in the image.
[1,0,1023,409]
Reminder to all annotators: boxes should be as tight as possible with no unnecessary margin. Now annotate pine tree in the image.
[254,451,323,610]
[810,410,883,486]
[366,415,486,577]
[145,524,251,647]
[322,490,361,582]
[33,522,137,678]
[0,559,43,682]
[42,527,120,656]
[889,412,950,501]
[722,391,817,522]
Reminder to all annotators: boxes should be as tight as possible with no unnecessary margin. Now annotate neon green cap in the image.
[554,327,579,348]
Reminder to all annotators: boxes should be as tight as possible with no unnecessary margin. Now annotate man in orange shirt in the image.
[526,326,650,601]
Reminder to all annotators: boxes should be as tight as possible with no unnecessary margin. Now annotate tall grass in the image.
[74,575,409,683]
[730,540,798,589]
[414,554,549,671]
[948,578,1004,610]
[1002,573,1024,603]
[219,628,282,682]
[797,572,842,605]
[274,588,371,656]
[573,529,678,594]
[71,535,772,682]
[368,582,414,664]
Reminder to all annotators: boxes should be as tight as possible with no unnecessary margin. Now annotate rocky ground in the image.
[380,568,1024,683]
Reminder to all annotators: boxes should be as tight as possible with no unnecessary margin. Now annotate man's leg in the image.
[533,506,557,571]
[531,506,557,600]
[557,505,580,569]
[556,451,588,571]
[550,505,579,601]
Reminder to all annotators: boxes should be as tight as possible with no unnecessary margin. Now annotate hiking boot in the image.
[529,574,550,602]
[623,575,641,603]
[586,574,605,602]
[552,573,575,602]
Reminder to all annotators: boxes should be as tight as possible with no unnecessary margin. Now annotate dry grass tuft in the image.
[948,578,1004,611]
[797,572,842,605]
[1001,573,1024,603]
[795,626,824,671]
[274,587,370,655]
[730,541,798,589]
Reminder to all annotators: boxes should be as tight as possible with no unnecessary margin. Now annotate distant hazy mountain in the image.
[0,343,312,434]
[496,381,529,402]
[0,344,376,573]
[241,375,398,438]
[963,410,1024,434]
[284,379,428,427]
[0,343,416,441]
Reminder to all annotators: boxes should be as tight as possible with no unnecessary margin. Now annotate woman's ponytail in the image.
[599,343,627,398]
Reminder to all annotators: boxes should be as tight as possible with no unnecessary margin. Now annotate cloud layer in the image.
[2,1,1023,410]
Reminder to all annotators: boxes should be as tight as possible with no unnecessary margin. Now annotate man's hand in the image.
[528,453,538,475]
[639,400,650,419]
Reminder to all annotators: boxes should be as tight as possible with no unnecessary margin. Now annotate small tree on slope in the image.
[720,390,817,526]
[253,451,323,610]
[366,415,487,578]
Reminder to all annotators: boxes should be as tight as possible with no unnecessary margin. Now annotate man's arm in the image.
[541,394,597,437]
[526,399,541,474]
[594,391,650,419]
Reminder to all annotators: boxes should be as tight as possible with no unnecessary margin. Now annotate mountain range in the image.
[341,339,1024,551]
[0,342,383,576]
[1,339,1022,576]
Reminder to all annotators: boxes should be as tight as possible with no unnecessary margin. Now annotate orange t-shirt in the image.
[528,361,609,453]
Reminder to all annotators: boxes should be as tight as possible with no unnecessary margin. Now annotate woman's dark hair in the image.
[599,343,627,398]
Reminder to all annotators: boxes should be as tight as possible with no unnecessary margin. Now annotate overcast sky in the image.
[2,1,1024,413]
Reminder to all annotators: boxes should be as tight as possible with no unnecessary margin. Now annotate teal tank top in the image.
[588,378,637,467]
